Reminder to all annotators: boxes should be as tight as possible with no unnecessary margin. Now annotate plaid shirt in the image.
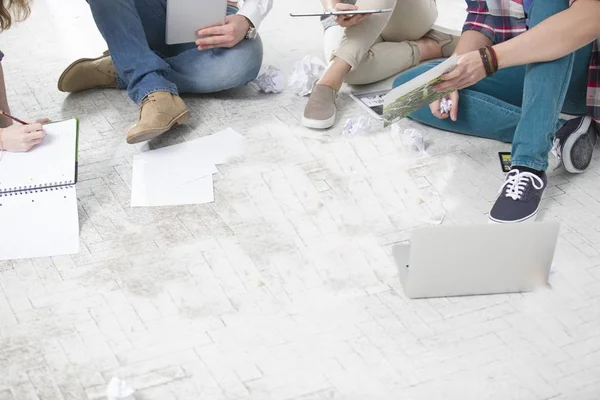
[463,0,600,125]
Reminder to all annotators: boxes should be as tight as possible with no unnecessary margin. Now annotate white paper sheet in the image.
[0,119,78,192]
[131,164,214,207]
[0,186,80,261]
[135,155,217,186]
[131,128,244,207]
[140,127,244,165]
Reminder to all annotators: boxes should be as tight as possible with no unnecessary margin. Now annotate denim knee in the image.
[167,36,264,94]
[227,37,263,87]
[393,60,443,88]
[205,38,263,90]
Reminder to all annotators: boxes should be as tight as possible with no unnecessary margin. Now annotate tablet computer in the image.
[166,0,228,45]
[290,8,393,17]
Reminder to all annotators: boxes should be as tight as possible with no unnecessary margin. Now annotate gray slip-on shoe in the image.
[302,84,337,129]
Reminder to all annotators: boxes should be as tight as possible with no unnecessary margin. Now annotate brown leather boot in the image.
[58,51,118,93]
[126,92,190,144]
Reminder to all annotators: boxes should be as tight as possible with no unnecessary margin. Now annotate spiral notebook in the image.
[0,118,80,261]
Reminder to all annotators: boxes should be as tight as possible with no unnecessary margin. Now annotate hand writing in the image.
[0,123,45,152]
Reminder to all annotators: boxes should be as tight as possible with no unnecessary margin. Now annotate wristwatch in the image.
[245,18,258,39]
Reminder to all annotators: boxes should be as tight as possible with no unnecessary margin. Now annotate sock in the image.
[511,166,544,177]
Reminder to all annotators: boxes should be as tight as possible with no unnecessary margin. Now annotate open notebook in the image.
[0,118,80,261]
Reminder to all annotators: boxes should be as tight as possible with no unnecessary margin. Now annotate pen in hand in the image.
[0,109,29,125]
[0,111,48,153]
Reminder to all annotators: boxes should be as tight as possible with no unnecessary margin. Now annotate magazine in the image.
[383,55,458,127]
[349,88,391,120]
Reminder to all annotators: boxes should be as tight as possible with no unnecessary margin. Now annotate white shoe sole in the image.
[488,209,539,224]
[488,187,545,224]
[302,114,336,130]
[562,116,593,174]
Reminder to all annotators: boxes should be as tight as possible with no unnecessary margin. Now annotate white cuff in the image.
[237,2,265,29]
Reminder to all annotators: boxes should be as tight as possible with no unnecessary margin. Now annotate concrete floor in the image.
[1,0,600,399]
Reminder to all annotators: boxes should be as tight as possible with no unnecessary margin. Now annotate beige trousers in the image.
[324,0,438,85]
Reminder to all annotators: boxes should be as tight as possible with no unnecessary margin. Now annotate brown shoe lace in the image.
[138,95,153,119]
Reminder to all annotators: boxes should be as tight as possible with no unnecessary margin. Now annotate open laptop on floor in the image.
[392,221,560,299]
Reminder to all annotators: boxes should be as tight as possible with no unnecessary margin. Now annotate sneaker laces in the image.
[500,170,544,201]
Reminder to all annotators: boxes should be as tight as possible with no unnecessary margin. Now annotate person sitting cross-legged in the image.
[58,0,272,144]
[302,0,458,129]
[392,0,600,224]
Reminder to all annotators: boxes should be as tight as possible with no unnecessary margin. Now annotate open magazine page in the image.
[383,55,458,127]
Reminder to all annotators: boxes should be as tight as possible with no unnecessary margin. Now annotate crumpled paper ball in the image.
[551,138,563,170]
[440,97,453,114]
[106,377,135,400]
[342,116,372,137]
[255,66,285,94]
[288,56,327,97]
[391,124,429,157]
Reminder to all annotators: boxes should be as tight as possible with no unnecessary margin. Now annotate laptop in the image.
[392,221,560,299]
[166,0,228,45]
[349,88,390,120]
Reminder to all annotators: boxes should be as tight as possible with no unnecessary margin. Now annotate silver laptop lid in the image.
[396,221,560,299]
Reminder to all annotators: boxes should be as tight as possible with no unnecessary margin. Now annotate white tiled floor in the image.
[2,1,600,399]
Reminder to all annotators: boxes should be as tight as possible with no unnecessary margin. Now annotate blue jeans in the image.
[392,0,592,171]
[87,0,263,104]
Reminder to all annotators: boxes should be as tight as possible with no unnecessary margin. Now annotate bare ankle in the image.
[317,57,351,91]
[317,76,344,91]
[416,38,442,62]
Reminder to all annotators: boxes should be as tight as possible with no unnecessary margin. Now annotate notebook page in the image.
[0,119,78,193]
[0,186,80,261]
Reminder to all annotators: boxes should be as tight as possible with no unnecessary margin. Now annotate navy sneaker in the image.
[553,116,598,174]
[489,169,547,224]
